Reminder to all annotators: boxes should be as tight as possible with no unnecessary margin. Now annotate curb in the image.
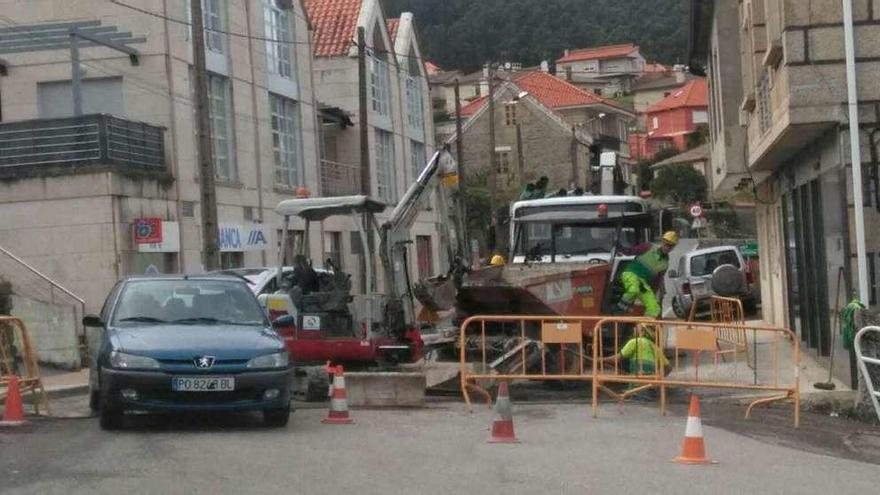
[45,384,89,400]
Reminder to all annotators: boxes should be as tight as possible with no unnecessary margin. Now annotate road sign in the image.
[692,217,708,230]
[689,204,704,218]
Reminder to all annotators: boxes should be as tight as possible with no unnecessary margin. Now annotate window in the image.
[416,235,433,280]
[405,76,424,129]
[411,140,427,180]
[220,251,243,269]
[655,140,672,152]
[207,74,236,180]
[270,93,301,188]
[692,110,709,124]
[652,116,659,129]
[264,0,293,78]
[594,88,603,96]
[190,0,227,54]
[375,129,397,203]
[564,66,573,80]
[324,231,342,270]
[504,104,517,126]
[370,55,391,116]
[495,150,511,177]
[664,92,672,97]
[277,228,304,261]
[474,83,481,97]
[37,77,123,118]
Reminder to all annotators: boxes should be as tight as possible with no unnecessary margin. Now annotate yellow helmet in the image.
[490,254,506,266]
[662,231,679,245]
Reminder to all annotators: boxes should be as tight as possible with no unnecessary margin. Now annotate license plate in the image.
[172,376,235,392]
[302,315,321,330]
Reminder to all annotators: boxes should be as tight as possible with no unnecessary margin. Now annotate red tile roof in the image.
[386,18,400,42]
[460,71,625,117]
[304,0,362,57]
[556,43,640,64]
[644,63,670,73]
[646,78,708,113]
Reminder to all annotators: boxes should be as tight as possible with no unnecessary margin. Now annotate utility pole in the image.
[358,27,370,196]
[454,78,468,239]
[191,0,220,271]
[486,65,498,251]
[516,123,524,181]
[570,126,579,188]
[357,26,371,294]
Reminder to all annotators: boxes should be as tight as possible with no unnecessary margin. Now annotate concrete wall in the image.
[10,295,79,369]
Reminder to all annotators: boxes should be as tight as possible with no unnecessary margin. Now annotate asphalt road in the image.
[2,399,879,495]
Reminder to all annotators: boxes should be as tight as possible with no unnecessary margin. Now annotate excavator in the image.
[261,148,467,399]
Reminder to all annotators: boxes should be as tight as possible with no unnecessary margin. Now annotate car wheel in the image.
[99,402,123,430]
[89,389,100,411]
[672,297,688,320]
[263,405,291,427]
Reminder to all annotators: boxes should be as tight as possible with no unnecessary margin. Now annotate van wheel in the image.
[672,297,688,320]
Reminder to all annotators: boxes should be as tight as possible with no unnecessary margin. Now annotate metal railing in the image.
[0,114,165,171]
[320,159,362,197]
[757,71,773,135]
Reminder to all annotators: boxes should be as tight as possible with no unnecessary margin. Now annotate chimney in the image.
[564,49,570,57]
[540,60,549,73]
[673,64,686,83]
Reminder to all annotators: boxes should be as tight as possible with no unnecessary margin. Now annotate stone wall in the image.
[10,295,79,369]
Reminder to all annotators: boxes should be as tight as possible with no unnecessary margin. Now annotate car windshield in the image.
[690,250,741,277]
[112,279,268,326]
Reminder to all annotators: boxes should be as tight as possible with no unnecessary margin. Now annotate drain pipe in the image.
[843,0,869,306]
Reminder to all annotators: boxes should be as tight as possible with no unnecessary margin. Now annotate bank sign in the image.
[218,224,272,252]
[138,222,272,253]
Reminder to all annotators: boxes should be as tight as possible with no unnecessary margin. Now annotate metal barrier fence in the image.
[459,315,800,426]
[854,326,880,422]
[0,316,49,414]
[688,296,752,368]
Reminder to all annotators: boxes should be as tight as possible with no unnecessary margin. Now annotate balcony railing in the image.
[320,159,362,197]
[0,114,165,172]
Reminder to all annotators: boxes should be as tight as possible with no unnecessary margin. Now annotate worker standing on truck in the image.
[613,231,679,318]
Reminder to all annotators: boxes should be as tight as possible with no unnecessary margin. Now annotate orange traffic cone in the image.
[673,394,714,464]
[488,382,518,443]
[1,375,27,427]
[322,365,354,425]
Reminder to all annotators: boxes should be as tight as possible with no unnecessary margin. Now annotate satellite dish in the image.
[504,62,512,70]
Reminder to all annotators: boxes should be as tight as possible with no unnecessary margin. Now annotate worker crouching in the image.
[614,231,679,319]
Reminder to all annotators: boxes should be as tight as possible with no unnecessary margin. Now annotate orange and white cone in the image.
[488,382,518,443]
[673,394,714,464]
[1,375,27,427]
[322,365,354,425]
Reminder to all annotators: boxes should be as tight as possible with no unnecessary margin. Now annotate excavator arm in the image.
[379,147,468,333]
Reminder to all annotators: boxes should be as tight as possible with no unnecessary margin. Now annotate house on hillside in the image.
[630,78,708,159]
[632,67,693,115]
[0,0,321,312]
[305,0,442,288]
[555,43,646,96]
[452,70,636,199]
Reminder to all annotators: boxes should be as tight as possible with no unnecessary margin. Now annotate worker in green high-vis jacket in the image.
[614,231,679,319]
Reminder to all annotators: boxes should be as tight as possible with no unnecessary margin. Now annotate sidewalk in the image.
[0,365,89,400]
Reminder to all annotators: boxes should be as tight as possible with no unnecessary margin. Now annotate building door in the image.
[783,179,831,355]
[416,236,433,280]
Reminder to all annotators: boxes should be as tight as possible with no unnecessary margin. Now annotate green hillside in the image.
[382,0,690,72]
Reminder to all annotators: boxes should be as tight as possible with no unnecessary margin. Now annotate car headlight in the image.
[247,352,289,369]
[110,351,160,370]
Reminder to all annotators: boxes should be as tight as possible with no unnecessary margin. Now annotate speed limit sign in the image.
[689,204,704,218]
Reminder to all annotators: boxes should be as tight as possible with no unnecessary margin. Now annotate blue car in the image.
[84,275,294,430]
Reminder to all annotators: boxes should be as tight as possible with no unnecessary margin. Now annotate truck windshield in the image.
[517,224,642,258]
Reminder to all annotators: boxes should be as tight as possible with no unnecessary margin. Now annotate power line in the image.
[108,0,350,48]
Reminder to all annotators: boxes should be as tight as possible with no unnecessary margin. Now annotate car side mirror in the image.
[82,315,105,328]
[272,315,296,328]
[667,270,679,279]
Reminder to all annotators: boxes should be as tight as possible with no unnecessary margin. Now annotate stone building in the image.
[690,0,880,386]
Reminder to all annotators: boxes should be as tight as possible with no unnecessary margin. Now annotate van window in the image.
[690,250,740,277]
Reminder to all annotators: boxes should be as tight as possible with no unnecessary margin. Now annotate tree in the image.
[651,164,707,205]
